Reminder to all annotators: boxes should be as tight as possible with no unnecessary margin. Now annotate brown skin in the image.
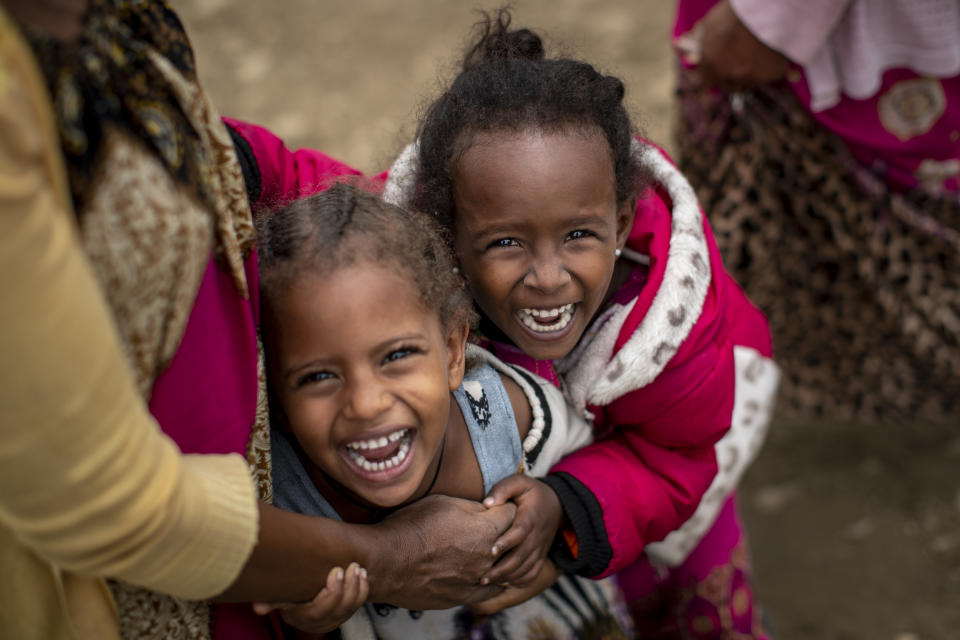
[696,0,789,91]
[4,0,513,611]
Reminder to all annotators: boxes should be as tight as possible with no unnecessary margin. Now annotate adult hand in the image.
[368,495,516,610]
[697,0,788,91]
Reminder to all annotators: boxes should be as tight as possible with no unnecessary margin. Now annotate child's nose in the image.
[343,377,391,420]
[523,255,572,293]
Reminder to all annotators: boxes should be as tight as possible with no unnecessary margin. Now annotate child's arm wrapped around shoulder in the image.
[465,344,593,590]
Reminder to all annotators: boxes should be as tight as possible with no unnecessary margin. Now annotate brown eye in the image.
[296,371,334,387]
[487,237,520,249]
[566,229,596,241]
[383,346,420,364]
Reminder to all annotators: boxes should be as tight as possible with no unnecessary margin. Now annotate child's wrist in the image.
[539,478,565,538]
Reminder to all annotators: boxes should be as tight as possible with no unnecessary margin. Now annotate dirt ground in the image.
[173,2,960,637]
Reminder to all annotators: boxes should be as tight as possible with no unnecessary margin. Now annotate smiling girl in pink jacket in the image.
[382,10,780,638]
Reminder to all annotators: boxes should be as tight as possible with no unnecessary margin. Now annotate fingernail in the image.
[360,568,368,580]
[483,497,494,506]
[491,544,500,556]
[480,577,489,585]
[335,568,344,582]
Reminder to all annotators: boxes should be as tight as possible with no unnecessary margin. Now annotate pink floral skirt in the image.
[617,495,770,639]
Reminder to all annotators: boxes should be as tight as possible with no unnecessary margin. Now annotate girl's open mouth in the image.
[343,428,413,476]
[517,303,575,334]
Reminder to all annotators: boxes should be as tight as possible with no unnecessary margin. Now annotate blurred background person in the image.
[672,0,960,423]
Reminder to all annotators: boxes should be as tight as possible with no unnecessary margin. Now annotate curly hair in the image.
[414,7,650,230]
[256,182,476,332]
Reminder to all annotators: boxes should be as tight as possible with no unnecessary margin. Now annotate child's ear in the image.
[615,196,637,252]
[445,321,470,391]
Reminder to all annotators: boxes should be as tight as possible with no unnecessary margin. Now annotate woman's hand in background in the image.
[696,0,788,91]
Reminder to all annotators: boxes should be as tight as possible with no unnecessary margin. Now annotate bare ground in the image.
[173,2,960,637]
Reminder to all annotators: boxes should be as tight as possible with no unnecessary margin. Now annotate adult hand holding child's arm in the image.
[368,494,517,610]
[221,496,512,611]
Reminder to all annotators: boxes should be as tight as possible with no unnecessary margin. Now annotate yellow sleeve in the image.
[0,19,258,601]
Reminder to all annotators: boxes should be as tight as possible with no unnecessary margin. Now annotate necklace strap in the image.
[420,435,446,497]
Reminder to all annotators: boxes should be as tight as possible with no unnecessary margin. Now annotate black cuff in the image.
[542,471,611,578]
[224,121,262,209]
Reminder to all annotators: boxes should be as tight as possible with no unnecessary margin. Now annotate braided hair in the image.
[414,7,649,230]
[257,182,476,332]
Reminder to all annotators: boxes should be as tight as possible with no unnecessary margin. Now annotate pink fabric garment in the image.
[147,250,260,456]
[480,341,566,389]
[223,116,363,211]
[791,69,960,193]
[726,0,851,65]
[731,0,960,112]
[619,495,770,639]
[147,249,272,639]
[547,178,771,579]
[674,0,960,193]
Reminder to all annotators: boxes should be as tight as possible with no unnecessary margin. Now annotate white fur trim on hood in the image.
[584,141,711,405]
[383,141,418,209]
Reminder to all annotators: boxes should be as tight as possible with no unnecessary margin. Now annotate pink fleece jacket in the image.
[542,143,775,577]
[223,117,362,212]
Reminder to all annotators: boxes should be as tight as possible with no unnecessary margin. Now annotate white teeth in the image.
[346,429,408,451]
[518,304,575,333]
[346,433,411,473]
[519,303,574,320]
